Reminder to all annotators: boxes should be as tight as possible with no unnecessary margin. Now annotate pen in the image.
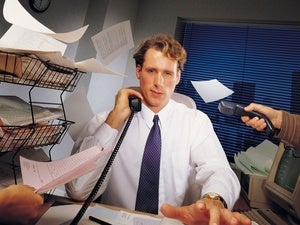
[88,216,112,225]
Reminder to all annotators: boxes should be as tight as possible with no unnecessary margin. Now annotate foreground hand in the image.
[241,103,282,131]
[161,198,252,225]
[0,184,44,225]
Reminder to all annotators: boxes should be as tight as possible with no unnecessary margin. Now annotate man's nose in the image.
[154,73,164,85]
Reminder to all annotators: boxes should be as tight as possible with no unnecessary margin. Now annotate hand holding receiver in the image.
[218,100,277,137]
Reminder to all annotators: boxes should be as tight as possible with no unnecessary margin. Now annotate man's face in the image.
[136,48,181,113]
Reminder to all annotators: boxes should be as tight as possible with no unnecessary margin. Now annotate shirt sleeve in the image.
[191,112,240,209]
[65,112,118,201]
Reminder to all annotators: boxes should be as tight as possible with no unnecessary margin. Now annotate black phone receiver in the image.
[129,96,142,112]
[218,100,277,138]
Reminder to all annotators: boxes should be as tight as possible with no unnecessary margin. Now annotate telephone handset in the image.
[70,96,141,224]
[129,96,142,112]
[218,100,277,138]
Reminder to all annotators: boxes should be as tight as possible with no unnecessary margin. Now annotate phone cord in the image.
[70,110,135,225]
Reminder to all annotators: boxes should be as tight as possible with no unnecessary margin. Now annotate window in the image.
[175,18,300,160]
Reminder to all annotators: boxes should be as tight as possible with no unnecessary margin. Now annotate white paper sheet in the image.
[0,25,67,56]
[3,0,88,43]
[92,20,134,65]
[191,79,234,103]
[75,58,124,76]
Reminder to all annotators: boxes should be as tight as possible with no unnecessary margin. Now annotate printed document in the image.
[92,20,134,65]
[21,146,111,194]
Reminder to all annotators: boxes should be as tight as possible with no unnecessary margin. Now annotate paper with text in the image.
[92,20,134,65]
[3,0,88,43]
[21,146,111,194]
[191,79,234,103]
[87,205,183,225]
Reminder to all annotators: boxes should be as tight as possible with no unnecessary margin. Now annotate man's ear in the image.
[136,65,142,79]
[175,70,181,85]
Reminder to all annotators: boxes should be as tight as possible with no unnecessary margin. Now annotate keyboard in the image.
[242,208,289,225]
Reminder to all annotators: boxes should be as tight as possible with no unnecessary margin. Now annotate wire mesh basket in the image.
[0,119,73,152]
[0,50,84,92]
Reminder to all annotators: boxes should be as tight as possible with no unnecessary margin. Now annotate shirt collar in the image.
[140,100,175,129]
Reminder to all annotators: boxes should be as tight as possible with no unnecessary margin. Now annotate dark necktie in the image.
[135,115,161,214]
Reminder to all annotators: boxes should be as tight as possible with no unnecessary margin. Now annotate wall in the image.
[123,0,300,87]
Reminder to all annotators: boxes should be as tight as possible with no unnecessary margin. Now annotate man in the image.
[66,34,251,225]
[242,102,300,149]
[0,184,44,225]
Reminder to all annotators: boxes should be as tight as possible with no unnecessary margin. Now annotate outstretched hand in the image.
[241,103,282,131]
[161,198,252,225]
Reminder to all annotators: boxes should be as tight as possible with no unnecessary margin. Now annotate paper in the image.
[37,204,183,225]
[234,140,278,175]
[3,0,88,43]
[0,25,67,54]
[0,95,64,126]
[87,205,183,225]
[0,1,126,75]
[20,146,110,194]
[191,79,234,103]
[0,148,49,189]
[75,58,124,76]
[92,20,134,65]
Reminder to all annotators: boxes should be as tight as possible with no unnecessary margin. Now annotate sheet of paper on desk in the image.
[87,205,183,225]
[20,146,111,194]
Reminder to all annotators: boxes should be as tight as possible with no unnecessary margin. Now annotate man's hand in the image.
[160,198,252,225]
[0,184,44,225]
[105,88,143,130]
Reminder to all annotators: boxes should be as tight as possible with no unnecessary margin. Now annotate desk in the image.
[35,195,164,225]
[34,193,251,225]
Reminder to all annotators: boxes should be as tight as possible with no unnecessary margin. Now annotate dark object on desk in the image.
[89,216,112,225]
[218,100,277,137]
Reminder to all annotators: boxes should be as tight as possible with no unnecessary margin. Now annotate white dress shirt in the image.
[65,99,240,211]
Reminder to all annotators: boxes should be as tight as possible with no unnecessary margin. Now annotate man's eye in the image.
[165,72,173,76]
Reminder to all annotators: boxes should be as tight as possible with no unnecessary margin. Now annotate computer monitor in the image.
[265,142,300,224]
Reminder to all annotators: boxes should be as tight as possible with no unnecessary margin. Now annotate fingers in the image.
[160,203,180,218]
[161,202,208,225]
[244,117,267,131]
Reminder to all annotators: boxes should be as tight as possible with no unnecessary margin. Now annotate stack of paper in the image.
[234,140,278,176]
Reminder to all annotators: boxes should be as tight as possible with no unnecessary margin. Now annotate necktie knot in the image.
[153,115,159,124]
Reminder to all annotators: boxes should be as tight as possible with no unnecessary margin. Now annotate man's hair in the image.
[133,34,187,72]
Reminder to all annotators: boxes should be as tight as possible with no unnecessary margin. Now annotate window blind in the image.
[175,19,300,160]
